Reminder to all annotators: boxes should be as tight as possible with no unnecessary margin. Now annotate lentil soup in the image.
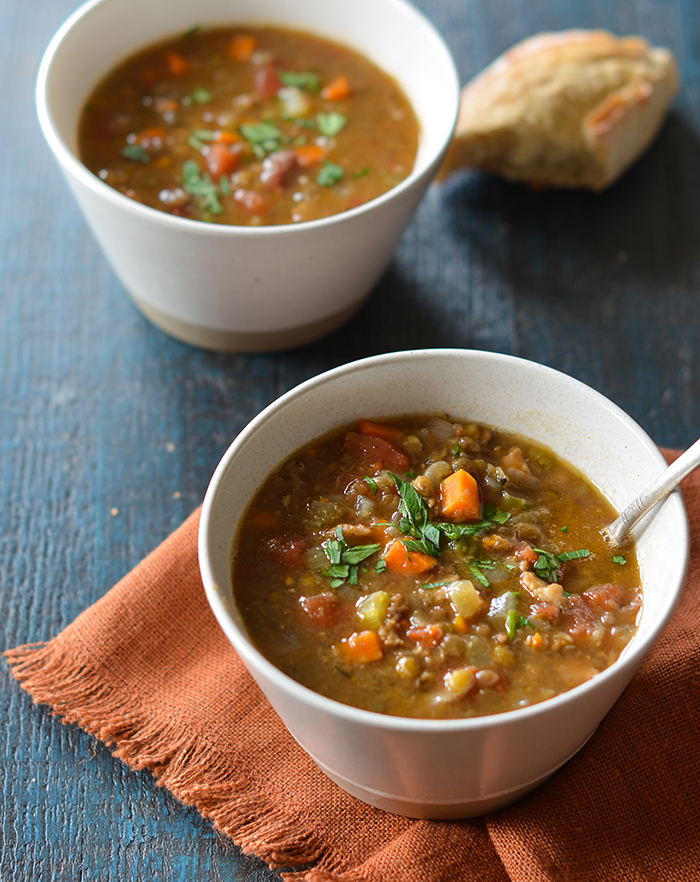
[232,414,642,720]
[78,26,419,226]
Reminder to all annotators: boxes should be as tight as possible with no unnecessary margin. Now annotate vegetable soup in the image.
[79,26,419,226]
[232,415,642,719]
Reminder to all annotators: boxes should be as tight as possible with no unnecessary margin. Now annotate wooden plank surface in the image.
[2,0,699,878]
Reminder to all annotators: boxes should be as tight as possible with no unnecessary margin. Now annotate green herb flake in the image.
[375,559,387,574]
[533,547,591,582]
[240,121,282,144]
[352,166,371,179]
[612,555,628,565]
[316,111,347,137]
[317,162,344,187]
[505,609,536,642]
[280,70,321,92]
[561,525,569,532]
[193,128,216,141]
[191,88,213,104]
[181,160,223,214]
[219,175,231,196]
[120,144,150,163]
[364,475,378,495]
[183,24,201,38]
[469,563,491,588]
[422,580,452,589]
[453,442,461,457]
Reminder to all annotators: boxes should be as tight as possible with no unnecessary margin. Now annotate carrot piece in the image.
[406,624,444,650]
[383,539,436,574]
[165,52,190,77]
[321,75,350,101]
[342,630,383,664]
[295,144,327,167]
[228,34,256,61]
[358,419,403,441]
[204,142,240,179]
[136,127,166,143]
[439,469,481,522]
[251,510,276,528]
[343,432,409,470]
[214,129,241,144]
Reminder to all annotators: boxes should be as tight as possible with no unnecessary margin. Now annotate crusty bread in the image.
[439,30,680,190]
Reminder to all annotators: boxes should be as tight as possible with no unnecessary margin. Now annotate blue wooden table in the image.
[2,0,699,878]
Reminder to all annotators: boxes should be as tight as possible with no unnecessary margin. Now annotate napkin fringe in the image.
[4,639,337,877]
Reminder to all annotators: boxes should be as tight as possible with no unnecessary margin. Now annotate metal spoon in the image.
[604,437,700,546]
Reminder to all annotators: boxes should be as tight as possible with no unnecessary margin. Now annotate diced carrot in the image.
[214,130,241,144]
[251,510,276,528]
[439,469,481,522]
[165,52,190,77]
[204,142,240,179]
[358,419,403,441]
[341,630,383,664]
[382,539,436,574]
[343,432,409,470]
[406,624,444,650]
[228,34,256,61]
[295,144,327,167]
[453,614,469,634]
[321,75,350,101]
[155,156,172,168]
[136,127,166,143]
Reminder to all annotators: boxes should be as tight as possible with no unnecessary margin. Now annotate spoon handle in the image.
[605,437,700,546]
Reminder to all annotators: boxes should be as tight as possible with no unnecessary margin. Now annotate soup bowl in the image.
[198,349,689,818]
[36,0,459,352]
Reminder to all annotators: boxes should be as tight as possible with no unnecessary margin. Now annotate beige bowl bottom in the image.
[131,294,364,353]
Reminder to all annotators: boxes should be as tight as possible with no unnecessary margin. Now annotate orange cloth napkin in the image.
[6,450,700,882]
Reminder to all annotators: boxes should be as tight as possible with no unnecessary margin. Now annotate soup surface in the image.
[232,415,642,719]
[79,26,419,226]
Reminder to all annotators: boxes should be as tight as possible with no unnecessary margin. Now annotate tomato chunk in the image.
[406,624,444,650]
[299,593,344,627]
[265,534,307,567]
[343,432,409,470]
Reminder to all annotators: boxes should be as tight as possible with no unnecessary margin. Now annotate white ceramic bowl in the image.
[36,0,459,352]
[198,349,689,818]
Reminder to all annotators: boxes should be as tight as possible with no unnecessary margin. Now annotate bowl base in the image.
[319,763,553,820]
[131,294,364,353]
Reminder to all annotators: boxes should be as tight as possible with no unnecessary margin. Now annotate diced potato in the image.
[356,591,391,629]
[447,580,484,620]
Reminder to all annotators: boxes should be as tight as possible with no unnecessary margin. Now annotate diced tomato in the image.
[515,542,539,570]
[406,624,444,650]
[583,584,623,611]
[295,144,327,167]
[299,593,344,628]
[529,601,560,622]
[560,596,597,640]
[254,65,282,98]
[343,432,409,470]
[204,143,239,180]
[228,34,256,61]
[265,534,307,567]
[233,188,269,214]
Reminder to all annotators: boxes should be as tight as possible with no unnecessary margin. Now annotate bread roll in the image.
[439,30,680,190]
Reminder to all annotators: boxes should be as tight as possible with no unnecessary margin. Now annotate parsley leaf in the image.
[364,475,378,495]
[612,555,628,565]
[533,547,591,581]
[181,160,223,214]
[505,609,536,642]
[317,162,344,187]
[280,71,321,92]
[320,527,381,586]
[191,88,212,104]
[316,111,347,137]
[120,144,150,163]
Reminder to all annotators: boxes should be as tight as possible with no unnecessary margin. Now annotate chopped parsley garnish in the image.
[561,525,569,533]
[612,555,628,565]
[422,580,453,589]
[183,25,201,38]
[533,547,591,582]
[505,609,536,642]
[453,442,461,457]
[279,70,321,92]
[321,526,381,587]
[181,160,223,214]
[352,166,371,179]
[316,111,347,137]
[317,162,344,187]
[120,144,150,163]
[240,121,282,157]
[469,559,508,588]
[375,559,387,574]
[191,88,212,104]
[364,475,378,494]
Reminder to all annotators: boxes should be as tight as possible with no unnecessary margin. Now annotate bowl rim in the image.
[198,348,690,733]
[35,0,461,237]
